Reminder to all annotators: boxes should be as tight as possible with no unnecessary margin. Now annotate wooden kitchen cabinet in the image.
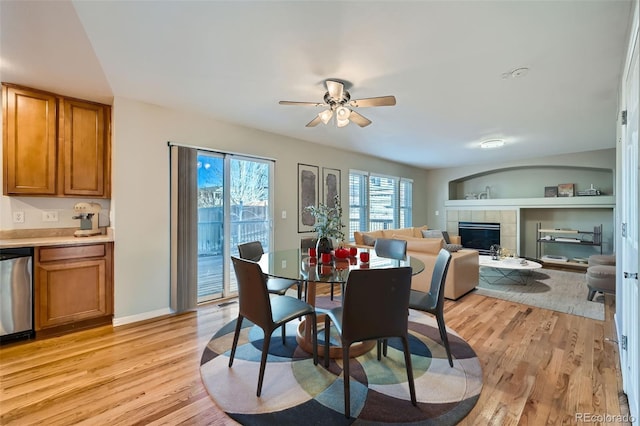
[61,98,110,197]
[35,243,113,332]
[2,85,58,195]
[2,83,111,198]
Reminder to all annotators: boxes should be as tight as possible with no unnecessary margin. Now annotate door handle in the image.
[623,272,638,280]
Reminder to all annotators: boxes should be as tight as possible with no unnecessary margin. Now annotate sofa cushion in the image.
[382,227,415,238]
[412,225,429,238]
[392,234,443,254]
[354,229,384,246]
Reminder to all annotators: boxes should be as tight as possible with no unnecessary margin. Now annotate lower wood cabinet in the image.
[35,243,113,332]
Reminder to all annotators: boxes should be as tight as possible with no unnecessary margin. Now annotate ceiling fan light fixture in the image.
[336,117,350,127]
[318,109,333,124]
[336,106,351,120]
[480,139,505,149]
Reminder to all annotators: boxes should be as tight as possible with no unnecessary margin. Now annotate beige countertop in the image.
[0,228,114,249]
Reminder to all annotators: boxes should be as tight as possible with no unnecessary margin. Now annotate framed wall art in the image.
[557,183,575,197]
[322,167,341,208]
[298,163,319,233]
[544,186,558,197]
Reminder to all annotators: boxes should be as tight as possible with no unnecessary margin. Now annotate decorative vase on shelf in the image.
[316,236,333,256]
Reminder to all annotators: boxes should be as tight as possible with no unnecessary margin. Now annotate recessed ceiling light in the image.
[480,139,505,149]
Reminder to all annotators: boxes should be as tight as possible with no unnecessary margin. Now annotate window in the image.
[348,170,413,241]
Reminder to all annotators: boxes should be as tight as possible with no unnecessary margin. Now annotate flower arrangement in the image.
[304,195,346,242]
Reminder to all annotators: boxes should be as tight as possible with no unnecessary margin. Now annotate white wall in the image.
[110,97,430,321]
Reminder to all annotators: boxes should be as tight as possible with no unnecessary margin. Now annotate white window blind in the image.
[348,170,413,241]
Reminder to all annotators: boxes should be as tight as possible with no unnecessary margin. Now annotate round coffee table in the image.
[479,255,542,285]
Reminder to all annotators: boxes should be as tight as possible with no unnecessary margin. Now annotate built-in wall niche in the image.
[448,165,613,200]
[520,207,614,260]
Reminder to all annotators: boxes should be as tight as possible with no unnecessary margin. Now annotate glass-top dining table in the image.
[257,248,425,358]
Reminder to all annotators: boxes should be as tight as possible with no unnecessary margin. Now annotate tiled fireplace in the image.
[446,209,518,255]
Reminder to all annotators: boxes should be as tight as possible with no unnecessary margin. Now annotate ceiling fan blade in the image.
[279,101,326,107]
[326,80,344,101]
[305,115,323,127]
[348,110,372,127]
[349,96,396,108]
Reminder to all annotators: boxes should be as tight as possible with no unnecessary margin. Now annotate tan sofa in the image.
[352,226,479,300]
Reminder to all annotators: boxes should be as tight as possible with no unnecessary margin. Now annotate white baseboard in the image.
[113,307,173,326]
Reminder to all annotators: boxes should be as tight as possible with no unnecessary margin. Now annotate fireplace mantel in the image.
[445,195,614,209]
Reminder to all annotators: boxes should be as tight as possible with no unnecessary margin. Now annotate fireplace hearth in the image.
[459,222,500,255]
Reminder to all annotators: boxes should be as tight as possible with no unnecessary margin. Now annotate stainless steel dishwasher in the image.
[0,247,34,344]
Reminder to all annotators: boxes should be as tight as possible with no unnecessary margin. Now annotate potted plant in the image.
[304,195,346,256]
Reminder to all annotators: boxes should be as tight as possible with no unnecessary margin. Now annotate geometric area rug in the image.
[475,267,605,321]
[200,309,482,425]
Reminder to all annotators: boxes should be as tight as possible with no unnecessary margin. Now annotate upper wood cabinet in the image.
[3,85,58,194]
[2,83,111,198]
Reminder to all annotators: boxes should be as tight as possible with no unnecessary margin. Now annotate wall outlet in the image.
[13,211,25,223]
[42,211,59,222]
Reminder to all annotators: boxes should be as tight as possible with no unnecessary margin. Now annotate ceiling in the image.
[0,0,633,169]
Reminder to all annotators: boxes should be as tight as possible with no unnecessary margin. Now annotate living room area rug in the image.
[475,267,605,321]
[200,309,482,425]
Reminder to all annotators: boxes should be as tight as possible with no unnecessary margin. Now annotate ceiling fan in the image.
[279,79,396,128]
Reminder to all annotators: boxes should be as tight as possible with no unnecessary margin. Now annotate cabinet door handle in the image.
[623,272,638,280]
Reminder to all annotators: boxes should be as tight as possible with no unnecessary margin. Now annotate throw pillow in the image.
[422,229,445,239]
[441,231,452,244]
[444,243,463,252]
[362,234,376,247]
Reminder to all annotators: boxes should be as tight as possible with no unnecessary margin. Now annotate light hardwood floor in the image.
[0,287,629,425]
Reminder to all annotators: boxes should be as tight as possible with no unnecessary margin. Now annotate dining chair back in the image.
[374,238,408,260]
[237,240,264,261]
[408,248,454,366]
[300,237,318,250]
[238,241,303,299]
[324,267,416,417]
[229,256,318,397]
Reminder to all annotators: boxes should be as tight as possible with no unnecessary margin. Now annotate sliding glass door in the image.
[197,153,273,303]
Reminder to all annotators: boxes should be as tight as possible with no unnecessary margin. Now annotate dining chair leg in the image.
[330,283,335,300]
[257,330,272,397]
[228,316,244,367]
[342,344,351,418]
[310,313,318,365]
[401,335,417,406]
[436,313,454,367]
[324,316,331,368]
[297,282,302,300]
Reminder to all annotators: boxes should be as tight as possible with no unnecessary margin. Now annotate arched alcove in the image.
[448,165,613,200]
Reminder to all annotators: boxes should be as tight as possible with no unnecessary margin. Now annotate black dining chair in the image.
[408,248,454,367]
[373,237,408,357]
[374,238,408,260]
[238,241,303,300]
[229,256,318,397]
[323,267,417,418]
[300,237,318,250]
